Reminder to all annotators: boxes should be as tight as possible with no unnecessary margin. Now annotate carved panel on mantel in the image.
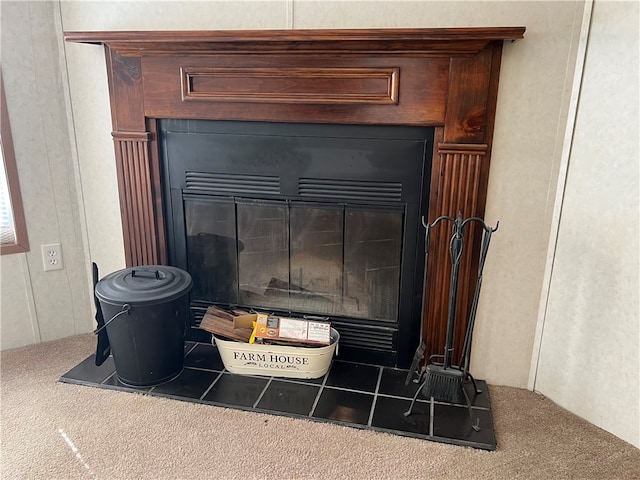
[181,67,399,105]
[142,55,449,124]
[66,27,525,365]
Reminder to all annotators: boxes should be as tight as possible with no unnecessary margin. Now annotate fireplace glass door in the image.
[185,197,403,322]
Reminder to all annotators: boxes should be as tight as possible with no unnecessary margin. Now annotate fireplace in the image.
[65,27,525,369]
[160,119,433,365]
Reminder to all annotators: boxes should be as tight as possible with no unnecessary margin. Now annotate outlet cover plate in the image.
[41,243,64,272]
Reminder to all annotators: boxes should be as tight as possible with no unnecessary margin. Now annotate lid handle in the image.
[131,269,161,280]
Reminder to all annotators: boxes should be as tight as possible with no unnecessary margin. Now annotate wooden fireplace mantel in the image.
[64,27,523,53]
[65,27,525,362]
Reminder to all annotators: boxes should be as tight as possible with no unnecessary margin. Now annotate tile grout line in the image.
[199,371,225,401]
[429,397,435,437]
[184,343,198,357]
[102,371,117,385]
[367,367,384,427]
[308,370,330,417]
[185,366,223,373]
[252,378,273,408]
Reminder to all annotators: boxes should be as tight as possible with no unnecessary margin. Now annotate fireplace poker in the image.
[459,219,498,383]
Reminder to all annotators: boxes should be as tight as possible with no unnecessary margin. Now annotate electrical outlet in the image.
[41,243,64,272]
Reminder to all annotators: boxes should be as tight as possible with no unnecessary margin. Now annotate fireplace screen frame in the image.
[159,119,433,366]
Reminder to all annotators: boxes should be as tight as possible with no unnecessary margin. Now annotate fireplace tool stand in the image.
[403,212,498,432]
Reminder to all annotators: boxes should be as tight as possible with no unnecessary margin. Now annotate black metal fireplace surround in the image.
[161,119,433,369]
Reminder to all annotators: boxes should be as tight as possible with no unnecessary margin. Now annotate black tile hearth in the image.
[59,342,496,450]
[312,388,374,426]
[256,380,320,416]
[432,403,495,447]
[153,368,220,399]
[325,361,380,392]
[62,354,116,384]
[378,368,422,398]
[202,373,268,407]
[184,343,225,371]
[371,395,430,435]
[102,372,152,391]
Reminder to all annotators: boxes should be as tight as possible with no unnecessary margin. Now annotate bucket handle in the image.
[94,303,130,335]
[131,269,161,280]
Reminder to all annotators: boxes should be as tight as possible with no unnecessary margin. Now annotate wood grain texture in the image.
[143,55,448,125]
[65,27,525,56]
[200,306,253,343]
[426,138,489,364]
[106,50,145,132]
[112,132,161,266]
[181,67,399,105]
[145,120,168,266]
[445,45,493,144]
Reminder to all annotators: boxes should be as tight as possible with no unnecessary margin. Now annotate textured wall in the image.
[535,0,639,448]
[0,1,92,349]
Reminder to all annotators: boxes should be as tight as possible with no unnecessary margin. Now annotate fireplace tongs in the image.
[403,213,498,432]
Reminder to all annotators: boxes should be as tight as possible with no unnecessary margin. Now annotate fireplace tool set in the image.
[404,212,498,432]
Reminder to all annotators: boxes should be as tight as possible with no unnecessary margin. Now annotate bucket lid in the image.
[95,265,193,306]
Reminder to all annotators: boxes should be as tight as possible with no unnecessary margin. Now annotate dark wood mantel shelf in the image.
[65,27,524,55]
[65,27,525,365]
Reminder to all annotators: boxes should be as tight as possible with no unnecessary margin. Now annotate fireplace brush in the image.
[92,262,111,366]
[419,212,466,404]
[404,212,498,432]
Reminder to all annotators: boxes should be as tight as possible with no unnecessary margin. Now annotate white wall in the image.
[0,1,93,350]
[534,0,639,448]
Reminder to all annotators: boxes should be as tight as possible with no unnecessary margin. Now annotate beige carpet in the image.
[1,334,638,480]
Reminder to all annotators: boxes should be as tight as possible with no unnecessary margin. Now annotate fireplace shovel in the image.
[92,262,111,366]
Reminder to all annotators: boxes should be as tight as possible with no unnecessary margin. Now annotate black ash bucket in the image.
[95,265,192,387]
